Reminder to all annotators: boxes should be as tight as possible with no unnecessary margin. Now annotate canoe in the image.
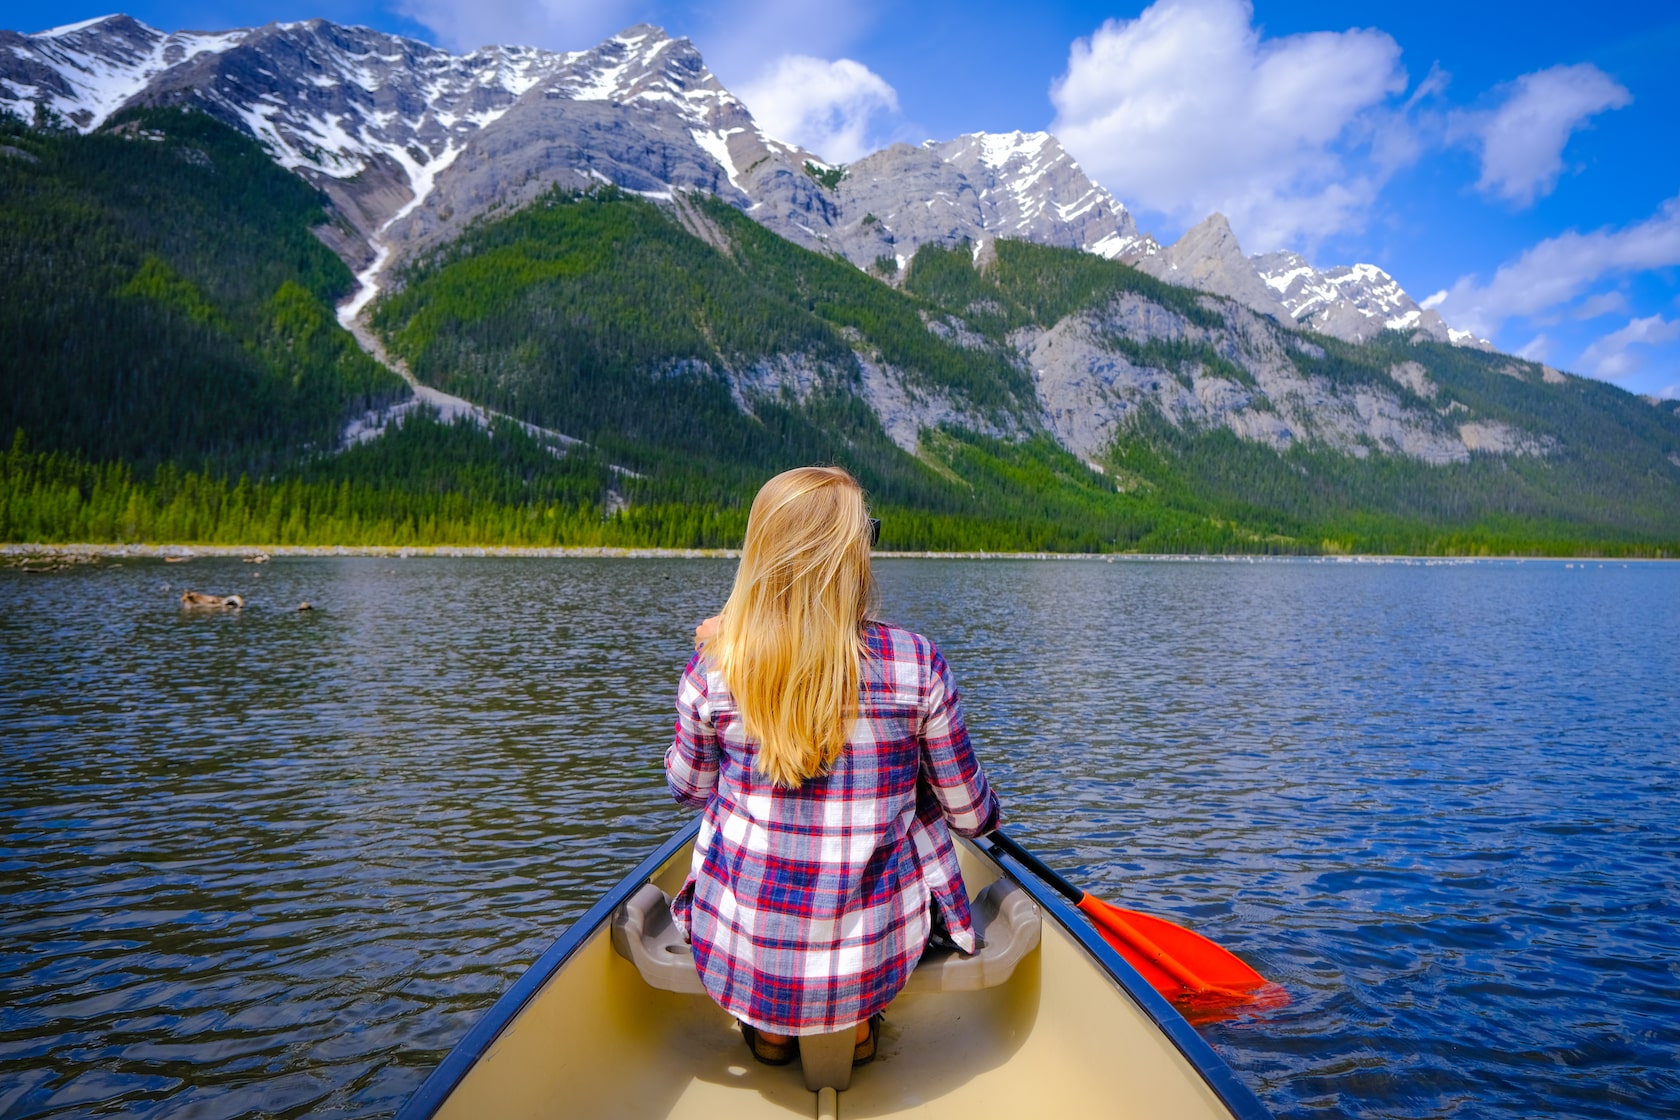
[396,820,1273,1119]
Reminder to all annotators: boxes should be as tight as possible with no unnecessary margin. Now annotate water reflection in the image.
[1,556,1677,1119]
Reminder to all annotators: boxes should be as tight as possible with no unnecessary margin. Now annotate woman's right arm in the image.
[665,651,720,810]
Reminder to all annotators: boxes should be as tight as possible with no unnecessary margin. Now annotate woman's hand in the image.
[694,614,720,650]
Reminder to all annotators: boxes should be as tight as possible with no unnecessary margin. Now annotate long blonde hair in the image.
[711,466,876,789]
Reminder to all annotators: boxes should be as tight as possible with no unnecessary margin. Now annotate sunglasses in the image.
[869,518,881,547]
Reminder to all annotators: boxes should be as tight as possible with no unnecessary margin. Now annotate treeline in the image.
[0,428,744,549]
[12,419,1669,556]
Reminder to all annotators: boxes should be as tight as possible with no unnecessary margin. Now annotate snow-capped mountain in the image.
[1252,250,1484,347]
[0,14,248,130]
[2,15,573,272]
[0,15,833,311]
[1,13,1475,347]
[1119,215,1489,348]
[377,24,828,274]
[788,129,1142,275]
[926,131,1143,259]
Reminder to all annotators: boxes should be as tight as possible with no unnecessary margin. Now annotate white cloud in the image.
[1516,335,1551,362]
[1048,0,1409,252]
[1577,315,1680,381]
[1448,64,1630,208]
[1442,195,1680,338]
[736,55,901,163]
[394,0,637,51]
[1574,290,1630,320]
[1419,289,1448,310]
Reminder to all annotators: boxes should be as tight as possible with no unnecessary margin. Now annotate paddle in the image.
[987,829,1272,1006]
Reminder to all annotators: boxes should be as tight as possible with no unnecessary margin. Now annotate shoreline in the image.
[3,542,1669,563]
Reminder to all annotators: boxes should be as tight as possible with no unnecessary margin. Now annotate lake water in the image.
[2,555,1677,1119]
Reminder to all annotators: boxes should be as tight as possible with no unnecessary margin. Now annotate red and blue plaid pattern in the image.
[666,621,1003,1036]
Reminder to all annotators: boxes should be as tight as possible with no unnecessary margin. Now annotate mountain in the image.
[5,14,1468,348]
[1249,246,1483,348]
[806,130,1144,275]
[3,15,1678,555]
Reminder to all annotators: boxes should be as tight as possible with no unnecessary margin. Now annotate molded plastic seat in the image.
[610,877,1042,1091]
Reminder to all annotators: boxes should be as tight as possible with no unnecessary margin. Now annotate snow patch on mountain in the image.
[1,15,246,129]
[932,130,1143,258]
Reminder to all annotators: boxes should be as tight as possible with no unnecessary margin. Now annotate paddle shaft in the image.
[987,830,1086,906]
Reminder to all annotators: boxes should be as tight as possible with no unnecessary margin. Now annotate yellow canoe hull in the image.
[400,824,1270,1119]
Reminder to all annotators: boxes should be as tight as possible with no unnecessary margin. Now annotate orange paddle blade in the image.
[1077,895,1268,998]
[983,829,1282,1018]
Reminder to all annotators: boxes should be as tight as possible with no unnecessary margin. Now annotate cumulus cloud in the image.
[1577,315,1680,380]
[1048,0,1410,251]
[736,55,901,163]
[394,0,637,51]
[1442,195,1680,338]
[1448,64,1631,208]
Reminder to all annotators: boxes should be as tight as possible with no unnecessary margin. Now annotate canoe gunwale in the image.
[393,818,703,1120]
[977,836,1274,1120]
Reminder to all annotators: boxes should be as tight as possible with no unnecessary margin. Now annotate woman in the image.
[665,466,1002,1068]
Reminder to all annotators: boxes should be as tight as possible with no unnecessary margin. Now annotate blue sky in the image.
[6,0,1679,398]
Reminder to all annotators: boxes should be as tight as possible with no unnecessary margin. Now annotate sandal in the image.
[740,1021,796,1066]
[852,1014,883,1067]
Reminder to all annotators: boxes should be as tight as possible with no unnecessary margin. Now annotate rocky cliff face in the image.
[380,26,824,267]
[1020,288,1539,466]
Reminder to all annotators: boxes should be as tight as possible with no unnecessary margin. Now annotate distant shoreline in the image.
[4,542,1669,564]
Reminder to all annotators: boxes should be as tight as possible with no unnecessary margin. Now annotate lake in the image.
[2,554,1677,1119]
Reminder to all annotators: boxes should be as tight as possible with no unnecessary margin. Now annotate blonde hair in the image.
[712,467,876,789]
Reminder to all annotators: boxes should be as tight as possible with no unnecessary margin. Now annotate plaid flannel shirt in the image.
[665,621,1002,1036]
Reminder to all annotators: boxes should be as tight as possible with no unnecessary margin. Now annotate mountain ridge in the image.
[3,12,1481,349]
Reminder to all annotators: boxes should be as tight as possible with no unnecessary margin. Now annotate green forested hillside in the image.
[2,109,1677,555]
[0,108,405,471]
[369,187,1042,512]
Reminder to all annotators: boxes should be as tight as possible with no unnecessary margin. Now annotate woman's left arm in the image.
[666,651,720,809]
[919,645,1003,837]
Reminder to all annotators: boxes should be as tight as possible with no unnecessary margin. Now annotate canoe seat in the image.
[609,876,1041,997]
[611,877,1040,1093]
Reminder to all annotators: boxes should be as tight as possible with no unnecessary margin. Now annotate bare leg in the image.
[754,1021,870,1046]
